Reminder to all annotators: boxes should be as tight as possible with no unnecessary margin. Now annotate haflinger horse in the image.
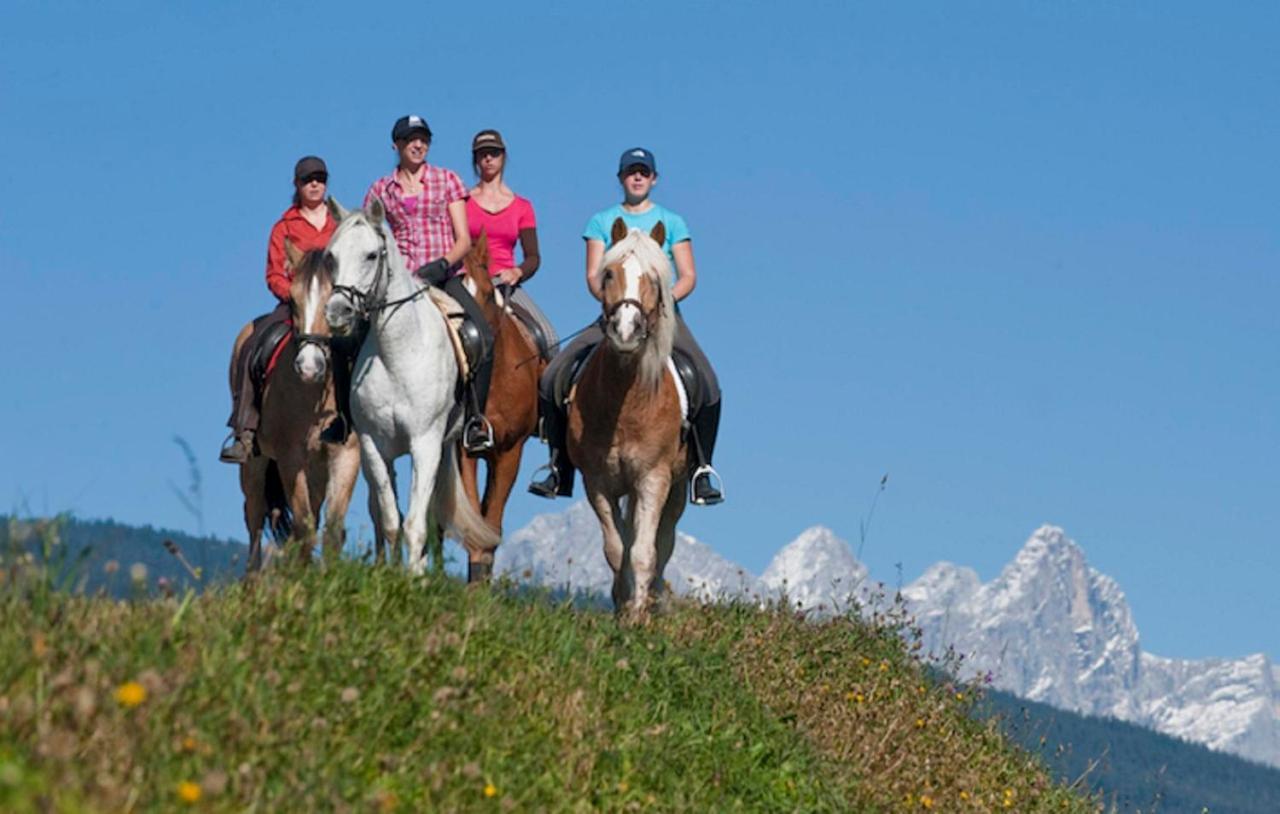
[323,197,498,574]
[568,219,687,623]
[451,233,545,582]
[233,242,361,572]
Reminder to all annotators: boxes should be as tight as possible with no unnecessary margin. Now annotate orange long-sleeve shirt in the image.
[265,206,336,301]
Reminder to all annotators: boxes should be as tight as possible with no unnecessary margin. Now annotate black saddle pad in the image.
[249,317,293,391]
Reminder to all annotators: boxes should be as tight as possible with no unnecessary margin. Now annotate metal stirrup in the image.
[464,415,495,452]
[689,464,725,505]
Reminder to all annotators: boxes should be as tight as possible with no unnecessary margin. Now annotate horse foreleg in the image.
[404,433,444,576]
[626,475,672,623]
[586,484,629,612]
[653,480,687,606]
[240,458,269,576]
[360,436,401,568]
[278,456,315,566]
[321,443,361,565]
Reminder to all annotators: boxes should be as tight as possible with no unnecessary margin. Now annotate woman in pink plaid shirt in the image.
[364,114,496,453]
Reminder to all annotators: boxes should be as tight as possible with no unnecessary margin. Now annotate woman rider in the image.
[363,115,494,453]
[465,129,558,353]
[528,147,724,505]
[220,155,336,464]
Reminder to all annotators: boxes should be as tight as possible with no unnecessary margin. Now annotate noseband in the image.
[603,271,664,340]
[330,230,390,323]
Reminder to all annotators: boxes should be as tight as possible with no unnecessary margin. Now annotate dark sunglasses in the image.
[474,148,504,160]
[300,173,328,185]
[622,165,653,178]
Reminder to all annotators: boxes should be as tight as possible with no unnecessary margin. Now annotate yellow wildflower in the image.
[959,790,970,800]
[617,781,629,793]
[920,795,934,809]
[483,783,498,798]
[177,781,201,803]
[115,681,146,708]
[955,692,965,702]
[915,717,925,728]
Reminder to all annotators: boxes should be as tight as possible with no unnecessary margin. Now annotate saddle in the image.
[554,343,704,421]
[249,318,293,394]
[507,299,553,361]
[426,288,476,380]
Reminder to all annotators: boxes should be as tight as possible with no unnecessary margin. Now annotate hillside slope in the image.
[0,548,1090,812]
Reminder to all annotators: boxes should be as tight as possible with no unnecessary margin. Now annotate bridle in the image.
[603,265,664,342]
[330,217,430,323]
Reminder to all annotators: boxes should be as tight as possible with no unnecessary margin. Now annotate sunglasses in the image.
[300,173,328,185]
[622,165,653,178]
[475,148,504,160]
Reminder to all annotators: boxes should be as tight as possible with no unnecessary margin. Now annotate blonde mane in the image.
[600,229,676,388]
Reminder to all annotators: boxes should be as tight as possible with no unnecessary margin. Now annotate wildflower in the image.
[340,687,359,704]
[115,681,146,708]
[955,692,965,702]
[484,782,498,798]
[177,781,201,803]
[959,790,970,800]
[879,661,889,672]
[129,563,148,583]
[1003,788,1015,808]
[181,736,198,753]
[915,717,925,728]
[920,795,934,809]
[617,780,629,793]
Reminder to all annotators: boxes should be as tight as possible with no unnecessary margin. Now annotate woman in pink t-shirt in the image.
[466,130,558,352]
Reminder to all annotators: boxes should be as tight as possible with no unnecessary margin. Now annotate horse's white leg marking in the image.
[403,430,444,576]
[627,473,670,616]
[359,434,401,565]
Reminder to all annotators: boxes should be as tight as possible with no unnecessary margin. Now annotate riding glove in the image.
[416,257,451,286]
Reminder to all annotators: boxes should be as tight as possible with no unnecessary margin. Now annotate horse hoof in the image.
[467,562,493,584]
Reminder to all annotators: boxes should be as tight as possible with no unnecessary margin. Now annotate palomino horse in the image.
[233,244,361,572]
[323,197,498,573]
[451,233,545,582]
[568,219,686,622]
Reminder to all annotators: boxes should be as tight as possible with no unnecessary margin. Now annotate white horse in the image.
[324,197,497,573]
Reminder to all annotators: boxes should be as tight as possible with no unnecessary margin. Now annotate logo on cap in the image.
[631,150,646,157]
[409,116,423,126]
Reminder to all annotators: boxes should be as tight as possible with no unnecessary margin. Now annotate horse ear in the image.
[610,217,628,245]
[649,221,666,248]
[366,196,386,224]
[327,196,348,222]
[474,228,490,267]
[283,238,303,270]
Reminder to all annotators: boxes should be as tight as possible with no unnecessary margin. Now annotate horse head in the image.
[325,196,389,336]
[598,219,675,384]
[284,238,335,384]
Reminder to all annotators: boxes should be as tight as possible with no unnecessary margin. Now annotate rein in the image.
[330,223,432,323]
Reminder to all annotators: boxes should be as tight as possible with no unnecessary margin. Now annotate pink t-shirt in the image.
[466,195,536,276]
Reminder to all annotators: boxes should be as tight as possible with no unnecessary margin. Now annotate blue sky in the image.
[2,2,1277,660]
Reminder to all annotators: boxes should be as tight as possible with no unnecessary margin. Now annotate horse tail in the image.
[264,459,293,543]
[432,444,500,551]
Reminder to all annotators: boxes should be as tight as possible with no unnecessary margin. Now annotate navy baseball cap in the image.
[392,114,432,142]
[617,147,656,175]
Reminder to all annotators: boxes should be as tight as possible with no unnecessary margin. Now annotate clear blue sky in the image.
[2,2,1277,660]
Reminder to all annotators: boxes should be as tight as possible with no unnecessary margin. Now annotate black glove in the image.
[416,257,451,286]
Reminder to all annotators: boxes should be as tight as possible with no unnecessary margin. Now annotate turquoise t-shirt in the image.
[583,203,691,269]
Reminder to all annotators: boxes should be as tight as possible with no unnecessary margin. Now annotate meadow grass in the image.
[0,527,1096,812]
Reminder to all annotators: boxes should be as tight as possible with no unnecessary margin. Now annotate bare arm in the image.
[444,199,471,266]
[585,238,606,301]
[671,240,697,301]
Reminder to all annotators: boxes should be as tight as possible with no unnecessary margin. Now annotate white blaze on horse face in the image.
[296,273,327,383]
[325,219,380,334]
[608,256,646,350]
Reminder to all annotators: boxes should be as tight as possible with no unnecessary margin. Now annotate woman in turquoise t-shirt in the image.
[528,147,724,506]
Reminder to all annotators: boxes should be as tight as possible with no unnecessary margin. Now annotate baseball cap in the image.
[293,155,328,181]
[617,147,656,175]
[391,115,432,142]
[472,129,506,153]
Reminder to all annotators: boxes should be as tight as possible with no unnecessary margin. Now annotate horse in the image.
[450,232,545,582]
[323,197,498,574]
[232,243,361,572]
[567,219,687,622]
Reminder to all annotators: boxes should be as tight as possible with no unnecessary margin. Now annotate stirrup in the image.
[689,464,725,506]
[527,463,560,499]
[463,414,495,453]
[219,432,254,465]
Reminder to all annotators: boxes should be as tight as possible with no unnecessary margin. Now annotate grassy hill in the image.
[0,522,1092,812]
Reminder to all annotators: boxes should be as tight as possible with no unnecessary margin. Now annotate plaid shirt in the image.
[364,164,468,272]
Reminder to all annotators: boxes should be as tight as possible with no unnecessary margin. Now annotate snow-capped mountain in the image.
[902,525,1280,768]
[495,505,1280,768]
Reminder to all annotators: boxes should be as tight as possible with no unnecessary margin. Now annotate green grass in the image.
[0,528,1096,812]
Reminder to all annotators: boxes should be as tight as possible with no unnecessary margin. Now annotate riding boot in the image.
[463,353,495,454]
[321,339,355,444]
[688,400,724,506]
[221,350,261,464]
[528,396,575,498]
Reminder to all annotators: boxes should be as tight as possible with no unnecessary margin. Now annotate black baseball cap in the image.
[617,147,656,175]
[392,114,432,143]
[294,155,328,181]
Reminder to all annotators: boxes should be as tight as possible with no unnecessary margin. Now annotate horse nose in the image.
[296,350,327,383]
[326,301,352,331]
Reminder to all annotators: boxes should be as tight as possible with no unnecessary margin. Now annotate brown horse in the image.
[232,243,361,571]
[439,234,545,582]
[568,219,687,622]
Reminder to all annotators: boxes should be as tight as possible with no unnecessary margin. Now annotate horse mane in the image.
[600,229,676,389]
[291,248,334,292]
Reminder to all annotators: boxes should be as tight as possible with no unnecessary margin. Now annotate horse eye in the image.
[602,270,614,284]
